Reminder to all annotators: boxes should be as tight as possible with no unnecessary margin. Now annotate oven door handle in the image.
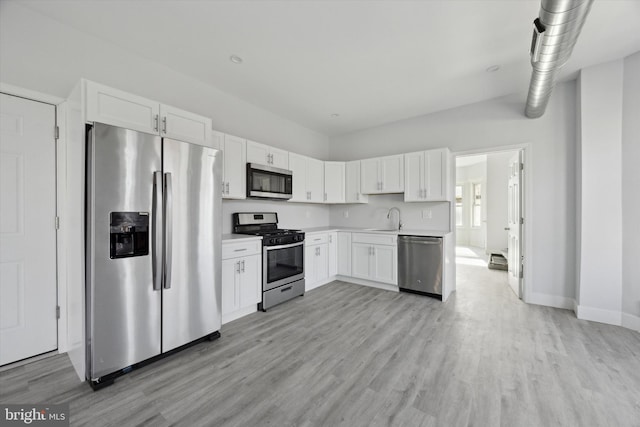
[265,242,304,251]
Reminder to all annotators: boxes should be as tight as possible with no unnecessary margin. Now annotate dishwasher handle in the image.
[398,235,442,244]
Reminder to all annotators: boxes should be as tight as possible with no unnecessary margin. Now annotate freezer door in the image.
[87,123,162,379]
[162,138,222,352]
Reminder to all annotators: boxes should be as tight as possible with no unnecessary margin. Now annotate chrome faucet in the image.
[387,207,403,230]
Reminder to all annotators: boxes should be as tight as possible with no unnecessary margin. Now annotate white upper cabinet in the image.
[246,140,288,169]
[360,154,404,194]
[345,161,368,204]
[324,162,345,203]
[85,81,212,146]
[221,134,247,199]
[289,153,324,203]
[159,104,211,146]
[86,81,159,134]
[307,158,324,203]
[404,148,450,202]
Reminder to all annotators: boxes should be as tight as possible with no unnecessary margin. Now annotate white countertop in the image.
[222,234,262,243]
[301,226,451,237]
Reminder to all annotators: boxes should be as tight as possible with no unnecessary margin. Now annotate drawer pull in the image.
[234,248,247,252]
[281,286,292,292]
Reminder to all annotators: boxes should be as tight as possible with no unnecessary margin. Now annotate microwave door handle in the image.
[163,172,173,289]
[152,171,163,291]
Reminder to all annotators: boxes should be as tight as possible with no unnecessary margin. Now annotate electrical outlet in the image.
[422,209,433,220]
[343,210,349,218]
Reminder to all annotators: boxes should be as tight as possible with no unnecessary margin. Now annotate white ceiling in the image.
[19,0,640,136]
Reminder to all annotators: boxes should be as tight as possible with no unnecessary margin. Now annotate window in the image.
[472,183,482,227]
[455,185,463,227]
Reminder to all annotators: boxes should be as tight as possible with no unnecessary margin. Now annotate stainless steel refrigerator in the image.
[86,122,221,389]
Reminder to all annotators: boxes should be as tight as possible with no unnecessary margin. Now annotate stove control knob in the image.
[269,238,276,245]
[277,238,284,245]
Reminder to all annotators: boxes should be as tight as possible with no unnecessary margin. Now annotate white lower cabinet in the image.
[305,244,328,291]
[350,233,397,285]
[337,232,352,276]
[221,239,261,324]
[305,232,338,290]
[328,232,338,277]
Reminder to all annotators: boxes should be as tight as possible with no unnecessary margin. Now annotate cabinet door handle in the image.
[241,260,245,273]
[356,193,360,201]
[162,116,167,133]
[154,114,159,132]
[236,261,241,273]
[226,182,230,194]
[324,193,327,201]
[329,235,332,243]
[222,182,226,194]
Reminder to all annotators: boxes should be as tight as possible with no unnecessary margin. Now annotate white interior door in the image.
[507,151,523,298]
[0,93,57,365]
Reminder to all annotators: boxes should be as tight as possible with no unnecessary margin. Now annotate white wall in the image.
[486,151,516,254]
[0,1,329,160]
[329,82,578,307]
[576,59,624,325]
[622,52,640,331]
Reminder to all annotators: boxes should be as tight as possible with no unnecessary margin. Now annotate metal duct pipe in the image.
[525,0,594,118]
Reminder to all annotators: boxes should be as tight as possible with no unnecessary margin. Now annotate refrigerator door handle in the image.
[152,171,163,291]
[163,172,173,289]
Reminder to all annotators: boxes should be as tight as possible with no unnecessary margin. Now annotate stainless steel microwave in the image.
[246,163,293,200]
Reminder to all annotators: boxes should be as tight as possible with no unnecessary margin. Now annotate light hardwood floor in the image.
[2,248,639,426]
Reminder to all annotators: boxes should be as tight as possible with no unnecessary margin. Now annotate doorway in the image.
[0,93,58,366]
[454,148,525,300]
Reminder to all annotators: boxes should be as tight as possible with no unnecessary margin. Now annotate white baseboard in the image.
[576,305,622,326]
[526,292,575,310]
[222,305,257,325]
[335,275,399,293]
[622,312,640,332]
[306,276,336,292]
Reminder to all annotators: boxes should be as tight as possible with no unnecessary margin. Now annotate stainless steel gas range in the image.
[232,213,305,311]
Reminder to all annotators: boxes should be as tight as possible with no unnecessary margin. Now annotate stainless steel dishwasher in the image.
[398,235,443,300]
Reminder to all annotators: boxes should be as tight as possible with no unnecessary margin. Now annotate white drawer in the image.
[351,233,397,246]
[222,239,262,259]
[305,233,329,245]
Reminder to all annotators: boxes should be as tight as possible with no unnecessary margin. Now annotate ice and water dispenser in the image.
[109,212,150,259]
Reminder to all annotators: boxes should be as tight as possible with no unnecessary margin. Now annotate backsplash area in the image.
[222,199,331,234]
[223,194,449,234]
[329,194,451,231]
